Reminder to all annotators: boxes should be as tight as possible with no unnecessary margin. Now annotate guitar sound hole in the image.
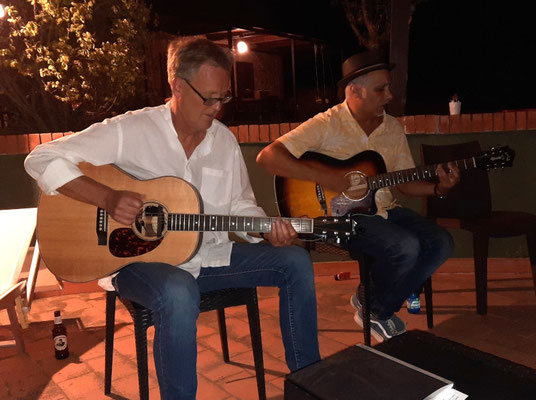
[134,202,168,240]
[342,171,368,200]
[109,228,163,258]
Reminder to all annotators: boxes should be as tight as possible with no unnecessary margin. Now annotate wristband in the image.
[434,184,447,199]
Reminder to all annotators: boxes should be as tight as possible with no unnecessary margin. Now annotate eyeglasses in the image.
[183,79,232,106]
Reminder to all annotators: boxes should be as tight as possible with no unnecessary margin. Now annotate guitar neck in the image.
[166,214,314,234]
[368,157,477,190]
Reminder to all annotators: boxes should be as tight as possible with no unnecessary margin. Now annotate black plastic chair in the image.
[312,242,434,346]
[421,141,536,315]
[104,287,266,400]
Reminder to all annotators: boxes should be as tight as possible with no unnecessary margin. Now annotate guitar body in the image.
[37,163,202,282]
[275,146,515,220]
[275,151,387,218]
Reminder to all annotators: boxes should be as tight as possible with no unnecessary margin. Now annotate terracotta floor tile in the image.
[197,321,218,338]
[215,370,259,400]
[197,373,233,399]
[197,347,227,370]
[50,361,93,384]
[5,369,52,399]
[1,258,535,398]
[231,349,288,382]
[56,372,104,400]
[109,373,159,399]
[265,380,284,399]
[318,334,352,358]
[202,357,251,382]
[87,353,137,381]
[224,315,255,339]
[199,330,252,355]
[29,381,67,400]
[111,335,137,358]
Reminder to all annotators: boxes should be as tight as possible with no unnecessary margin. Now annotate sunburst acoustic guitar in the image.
[37,163,356,283]
[275,146,514,219]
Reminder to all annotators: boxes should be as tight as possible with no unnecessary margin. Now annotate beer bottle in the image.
[52,310,69,359]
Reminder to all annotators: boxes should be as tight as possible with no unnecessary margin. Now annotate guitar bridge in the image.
[96,208,108,246]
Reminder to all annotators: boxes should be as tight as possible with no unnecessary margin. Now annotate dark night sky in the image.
[151,0,536,115]
[406,0,536,114]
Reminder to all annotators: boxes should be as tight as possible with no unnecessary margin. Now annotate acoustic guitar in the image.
[37,163,356,283]
[275,146,514,219]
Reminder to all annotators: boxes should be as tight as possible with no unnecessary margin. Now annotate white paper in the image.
[432,387,468,400]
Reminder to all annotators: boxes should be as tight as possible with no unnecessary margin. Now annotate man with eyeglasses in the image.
[25,37,320,399]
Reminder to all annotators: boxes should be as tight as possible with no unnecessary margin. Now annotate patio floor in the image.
[1,258,536,399]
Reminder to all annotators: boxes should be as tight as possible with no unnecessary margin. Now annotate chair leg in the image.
[133,313,150,400]
[473,233,490,315]
[423,277,434,329]
[6,302,26,355]
[217,308,230,363]
[526,231,536,295]
[104,291,117,395]
[246,289,266,400]
[357,253,372,346]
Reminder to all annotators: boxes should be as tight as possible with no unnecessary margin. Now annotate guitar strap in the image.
[315,184,328,216]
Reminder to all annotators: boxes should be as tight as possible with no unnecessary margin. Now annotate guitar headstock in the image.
[311,215,359,242]
[475,145,515,170]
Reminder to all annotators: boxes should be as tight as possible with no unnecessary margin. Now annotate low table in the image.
[374,330,536,399]
[284,330,536,399]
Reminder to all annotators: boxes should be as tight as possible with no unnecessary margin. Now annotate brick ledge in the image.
[2,110,536,155]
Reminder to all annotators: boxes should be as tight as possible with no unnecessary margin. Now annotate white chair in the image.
[0,208,40,354]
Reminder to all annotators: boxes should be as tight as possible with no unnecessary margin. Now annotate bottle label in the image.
[54,335,68,351]
[408,299,420,308]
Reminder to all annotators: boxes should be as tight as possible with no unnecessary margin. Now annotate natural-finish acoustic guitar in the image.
[275,146,514,219]
[37,163,355,283]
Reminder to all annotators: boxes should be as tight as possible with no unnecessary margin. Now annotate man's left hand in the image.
[436,162,460,195]
[263,218,298,247]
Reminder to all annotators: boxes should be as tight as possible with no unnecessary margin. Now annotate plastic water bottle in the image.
[406,293,421,314]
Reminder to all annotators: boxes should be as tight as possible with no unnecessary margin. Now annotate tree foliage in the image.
[338,0,424,50]
[339,0,391,50]
[0,0,150,133]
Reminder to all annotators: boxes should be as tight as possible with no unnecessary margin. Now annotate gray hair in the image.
[167,37,234,86]
[345,73,373,98]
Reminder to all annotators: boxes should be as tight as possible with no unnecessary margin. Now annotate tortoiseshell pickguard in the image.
[109,228,162,258]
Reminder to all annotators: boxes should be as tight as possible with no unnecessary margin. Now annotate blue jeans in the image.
[348,207,454,319]
[113,242,320,400]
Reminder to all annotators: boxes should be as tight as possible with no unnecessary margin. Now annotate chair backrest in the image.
[421,141,492,219]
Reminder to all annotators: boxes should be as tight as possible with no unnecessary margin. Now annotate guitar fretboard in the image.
[367,157,477,190]
[167,214,314,233]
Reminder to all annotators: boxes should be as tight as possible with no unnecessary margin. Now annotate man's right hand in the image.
[315,169,352,194]
[105,190,146,225]
[57,176,146,226]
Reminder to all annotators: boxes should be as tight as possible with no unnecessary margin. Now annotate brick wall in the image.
[0,132,74,155]
[2,110,536,155]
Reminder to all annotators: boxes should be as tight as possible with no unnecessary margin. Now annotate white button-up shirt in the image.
[25,102,265,289]
[277,101,415,218]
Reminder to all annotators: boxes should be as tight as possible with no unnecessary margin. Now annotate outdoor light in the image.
[236,41,248,54]
[0,4,5,19]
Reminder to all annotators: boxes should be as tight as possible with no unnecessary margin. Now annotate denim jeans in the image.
[113,242,320,400]
[348,207,454,319]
